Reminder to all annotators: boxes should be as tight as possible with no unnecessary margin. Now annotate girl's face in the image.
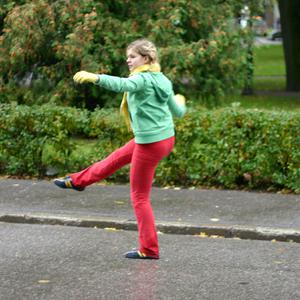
[126,48,149,71]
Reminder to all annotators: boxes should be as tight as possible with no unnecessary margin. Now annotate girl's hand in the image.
[73,71,98,84]
[174,94,186,106]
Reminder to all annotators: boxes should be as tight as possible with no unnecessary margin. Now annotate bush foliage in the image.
[0,103,87,175]
[1,103,299,194]
[0,0,262,108]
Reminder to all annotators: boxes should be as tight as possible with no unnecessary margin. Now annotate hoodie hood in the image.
[140,72,173,103]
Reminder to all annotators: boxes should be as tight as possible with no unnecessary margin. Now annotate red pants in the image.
[70,136,175,258]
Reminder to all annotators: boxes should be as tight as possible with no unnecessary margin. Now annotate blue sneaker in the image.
[53,176,85,192]
[124,250,159,259]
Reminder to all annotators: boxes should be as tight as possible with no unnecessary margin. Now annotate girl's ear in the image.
[143,56,150,64]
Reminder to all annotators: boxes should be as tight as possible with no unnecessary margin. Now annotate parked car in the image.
[271,31,282,41]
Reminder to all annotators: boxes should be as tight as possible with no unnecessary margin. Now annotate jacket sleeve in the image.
[96,74,145,93]
[167,93,186,118]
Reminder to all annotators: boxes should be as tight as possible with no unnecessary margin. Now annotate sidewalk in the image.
[0,179,299,242]
[255,36,282,46]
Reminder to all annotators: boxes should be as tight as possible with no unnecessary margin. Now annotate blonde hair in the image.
[127,39,159,64]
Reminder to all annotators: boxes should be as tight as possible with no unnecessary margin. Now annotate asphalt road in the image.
[1,222,299,300]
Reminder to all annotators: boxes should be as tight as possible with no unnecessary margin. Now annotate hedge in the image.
[0,103,299,193]
[0,103,87,175]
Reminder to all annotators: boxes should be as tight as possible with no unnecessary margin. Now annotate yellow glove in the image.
[73,71,98,84]
[174,94,186,105]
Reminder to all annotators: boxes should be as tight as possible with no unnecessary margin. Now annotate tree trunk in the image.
[278,0,300,91]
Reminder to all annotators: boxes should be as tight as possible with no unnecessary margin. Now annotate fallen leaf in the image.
[210,235,223,239]
[104,227,121,231]
[114,201,125,205]
[195,232,208,238]
[38,280,50,284]
[210,218,220,222]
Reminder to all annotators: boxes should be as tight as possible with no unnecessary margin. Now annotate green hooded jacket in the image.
[97,72,186,144]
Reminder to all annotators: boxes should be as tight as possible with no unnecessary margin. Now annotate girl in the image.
[54,39,186,259]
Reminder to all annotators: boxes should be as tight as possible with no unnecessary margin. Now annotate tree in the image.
[278,0,300,91]
[0,0,252,108]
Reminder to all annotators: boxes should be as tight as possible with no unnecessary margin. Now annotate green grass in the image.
[225,95,300,111]
[239,44,300,110]
[253,44,287,91]
[253,76,285,91]
[253,44,286,76]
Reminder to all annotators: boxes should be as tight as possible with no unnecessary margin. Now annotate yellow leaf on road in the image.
[114,201,125,205]
[104,227,121,231]
[38,280,50,284]
[210,235,224,239]
[195,232,208,238]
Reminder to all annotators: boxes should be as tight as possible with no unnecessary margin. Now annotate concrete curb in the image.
[1,213,299,243]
